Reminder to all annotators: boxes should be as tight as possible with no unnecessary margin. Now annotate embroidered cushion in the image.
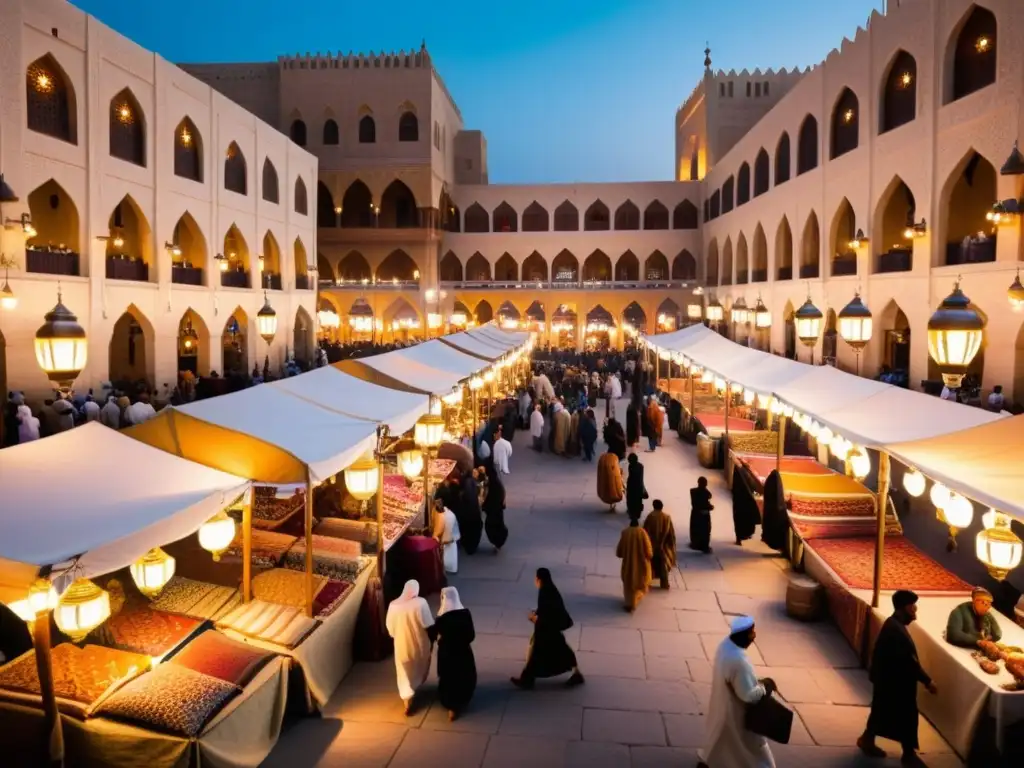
[313,579,354,618]
[169,630,275,686]
[226,529,298,568]
[89,602,203,657]
[97,663,239,737]
[0,644,147,707]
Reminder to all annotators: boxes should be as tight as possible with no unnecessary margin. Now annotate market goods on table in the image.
[216,599,320,649]
[281,535,367,581]
[251,568,327,609]
[251,486,306,530]
[149,576,240,621]
[169,630,276,686]
[88,599,205,657]
[226,529,298,568]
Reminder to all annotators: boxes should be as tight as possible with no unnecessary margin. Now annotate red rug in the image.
[807,536,972,593]
[741,455,832,486]
[696,413,755,432]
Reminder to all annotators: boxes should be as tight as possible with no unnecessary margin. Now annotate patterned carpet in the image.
[807,536,973,593]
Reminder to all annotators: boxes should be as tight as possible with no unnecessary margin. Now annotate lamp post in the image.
[257,291,278,374]
[414,411,445,527]
[927,279,984,392]
[838,291,872,375]
[0,254,16,310]
[794,293,822,363]
[35,286,88,396]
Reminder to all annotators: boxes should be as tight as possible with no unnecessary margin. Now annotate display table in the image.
[0,656,289,768]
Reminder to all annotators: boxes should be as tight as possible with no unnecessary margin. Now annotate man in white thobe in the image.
[698,615,776,768]
[530,403,545,452]
[433,502,461,573]
[385,580,435,714]
[493,429,512,474]
[518,390,532,428]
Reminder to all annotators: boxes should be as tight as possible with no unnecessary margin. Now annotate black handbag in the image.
[744,690,794,744]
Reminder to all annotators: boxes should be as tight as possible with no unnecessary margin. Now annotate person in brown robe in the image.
[597,452,625,512]
[644,398,664,451]
[643,499,676,590]
[552,405,570,455]
[616,512,653,612]
[566,410,581,457]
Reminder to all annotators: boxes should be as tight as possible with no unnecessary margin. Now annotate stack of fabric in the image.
[281,535,366,581]
[216,599,320,648]
[225,529,298,568]
[251,486,306,531]
[149,576,241,621]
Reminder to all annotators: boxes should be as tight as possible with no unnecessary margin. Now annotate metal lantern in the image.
[35,289,88,391]
[398,448,425,480]
[687,303,702,320]
[414,413,446,450]
[345,454,380,501]
[975,513,1023,580]
[929,482,951,510]
[903,468,925,497]
[1008,270,1024,311]
[256,292,278,344]
[927,280,984,389]
[705,297,724,323]
[754,296,771,329]
[0,277,15,311]
[794,296,823,348]
[198,510,236,561]
[129,547,176,597]
[28,578,59,617]
[943,492,974,530]
[838,292,873,350]
[54,579,111,642]
[731,297,748,324]
[849,448,870,479]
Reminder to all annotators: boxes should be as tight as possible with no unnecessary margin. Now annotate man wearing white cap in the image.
[698,615,777,768]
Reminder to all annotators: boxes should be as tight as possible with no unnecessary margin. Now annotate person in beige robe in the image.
[552,406,570,455]
[616,513,653,612]
[643,499,677,589]
[566,410,581,457]
[597,452,625,512]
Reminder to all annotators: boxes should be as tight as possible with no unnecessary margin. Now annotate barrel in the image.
[696,433,718,468]
[786,574,823,621]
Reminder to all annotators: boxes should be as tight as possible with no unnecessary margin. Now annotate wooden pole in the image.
[776,414,787,473]
[304,468,315,618]
[32,615,64,767]
[724,382,731,439]
[375,461,385,578]
[421,447,431,530]
[872,451,891,609]
[242,492,253,603]
[689,370,695,417]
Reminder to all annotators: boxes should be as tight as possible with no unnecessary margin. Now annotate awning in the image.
[0,422,248,593]
[126,385,377,484]
[357,340,487,394]
[270,366,429,435]
[468,324,529,349]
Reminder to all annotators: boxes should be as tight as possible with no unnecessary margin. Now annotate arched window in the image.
[584,201,610,231]
[830,88,859,159]
[398,111,418,142]
[359,115,376,143]
[493,202,518,232]
[753,149,769,196]
[294,177,308,215]
[880,51,917,133]
[109,88,145,166]
[948,6,997,103]
[340,180,373,227]
[259,157,276,202]
[463,203,489,233]
[673,200,698,229]
[775,133,791,185]
[224,142,247,195]
[466,253,491,282]
[721,177,735,214]
[614,201,640,230]
[318,182,336,227]
[672,251,696,280]
[379,180,418,228]
[643,201,669,230]
[173,117,202,182]
[737,163,751,205]
[709,190,721,219]
[26,54,76,144]
[323,119,339,145]
[439,251,463,282]
[797,116,818,175]
[289,119,307,146]
[554,201,579,231]
[776,217,794,280]
[522,202,549,232]
[615,251,639,282]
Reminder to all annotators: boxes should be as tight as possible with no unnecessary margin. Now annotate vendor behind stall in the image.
[945,586,1002,648]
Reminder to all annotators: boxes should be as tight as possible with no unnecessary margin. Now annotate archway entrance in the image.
[879,301,911,386]
[497,301,521,330]
[623,301,647,336]
[552,305,578,348]
[109,305,154,388]
[525,301,545,333]
[585,305,614,350]
[656,299,680,332]
[294,307,314,366]
[783,301,796,360]
[178,309,210,376]
[222,308,250,377]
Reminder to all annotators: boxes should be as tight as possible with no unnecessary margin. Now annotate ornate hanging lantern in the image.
[927,280,984,390]
[35,288,88,392]
[344,453,379,501]
[256,292,278,345]
[976,512,1023,580]
[903,468,925,497]
[838,292,873,351]
[794,295,823,348]
[848,447,870,479]
[54,579,111,642]
[398,448,424,480]
[414,414,446,450]
[753,296,771,329]
[198,510,236,561]
[129,547,176,597]
[1007,269,1024,311]
[705,296,724,323]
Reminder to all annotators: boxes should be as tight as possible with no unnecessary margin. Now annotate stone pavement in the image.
[262,400,963,767]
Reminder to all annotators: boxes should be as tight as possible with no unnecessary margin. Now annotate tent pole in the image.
[776,414,787,473]
[33,614,64,767]
[376,461,385,579]
[689,370,695,417]
[872,451,891,609]
[471,389,479,463]
[421,447,431,530]
[304,468,315,618]
[242,492,253,603]
[724,382,731,439]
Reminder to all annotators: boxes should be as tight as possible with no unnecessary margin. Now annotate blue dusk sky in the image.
[74,0,884,184]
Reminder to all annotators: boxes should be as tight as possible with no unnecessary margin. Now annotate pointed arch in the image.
[623,302,647,334]
[178,308,211,376]
[582,250,612,282]
[673,200,698,230]
[614,200,640,230]
[294,306,314,365]
[26,54,77,144]
[525,300,546,322]
[706,240,720,285]
[109,88,146,166]
[173,116,202,182]
[258,156,276,202]
[722,176,735,214]
[522,201,549,232]
[440,251,463,282]
[492,201,517,232]
[474,300,494,324]
[752,225,768,282]
[737,163,751,206]
[775,216,794,280]
[338,250,371,282]
[497,301,520,324]
[317,253,335,283]
[775,133,791,185]
[709,189,721,219]
[293,237,309,287]
[25,179,81,271]
[261,230,281,286]
[554,200,579,231]
[615,251,640,282]
[289,117,307,146]
[584,200,610,231]
[318,182,337,226]
[463,203,489,233]
[168,210,208,285]
[376,249,417,282]
[495,253,518,281]
[880,50,917,133]
[552,250,579,283]
[523,251,548,283]
[946,5,997,103]
[294,177,308,215]
[466,252,491,282]
[379,179,418,228]
[222,224,251,287]
[109,304,155,388]
[940,149,998,265]
[643,201,669,230]
[873,175,917,273]
[800,211,820,278]
[645,250,669,281]
[673,250,697,281]
[830,87,860,159]
[735,234,749,284]
[830,198,858,276]
[323,118,339,145]
[656,299,681,329]
[222,306,250,377]
[797,116,818,175]
[359,114,376,143]
[754,149,770,196]
[225,142,247,195]
[398,111,419,142]
[105,194,153,281]
[340,180,373,227]
[878,299,912,376]
[721,238,733,286]
[444,198,460,232]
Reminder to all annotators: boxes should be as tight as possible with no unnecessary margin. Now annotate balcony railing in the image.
[295,274,311,290]
[221,269,251,289]
[435,279,693,290]
[319,278,420,290]
[172,264,203,286]
[106,256,149,282]
[736,274,749,285]
[777,266,793,281]
[26,247,80,276]
[751,269,768,283]
[831,256,857,276]
[877,249,912,274]
[261,273,283,291]
[799,264,820,279]
[945,238,996,266]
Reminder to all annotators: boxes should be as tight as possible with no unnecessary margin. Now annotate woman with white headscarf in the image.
[16,405,40,443]
[434,586,476,721]
[385,580,435,714]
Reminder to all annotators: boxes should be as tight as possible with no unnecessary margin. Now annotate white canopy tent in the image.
[442,331,510,360]
[270,366,429,435]
[469,324,529,348]
[369,339,490,381]
[357,353,470,395]
[0,423,248,592]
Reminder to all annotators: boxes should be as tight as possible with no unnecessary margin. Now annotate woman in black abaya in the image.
[512,568,584,688]
[482,460,509,551]
[459,470,484,554]
[730,470,761,545]
[760,469,789,553]
[433,586,477,721]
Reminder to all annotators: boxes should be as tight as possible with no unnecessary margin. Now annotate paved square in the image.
[261,401,961,766]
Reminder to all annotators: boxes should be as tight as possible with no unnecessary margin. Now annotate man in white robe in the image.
[493,429,512,474]
[698,615,776,768]
[385,580,435,714]
[433,503,461,573]
[530,403,545,452]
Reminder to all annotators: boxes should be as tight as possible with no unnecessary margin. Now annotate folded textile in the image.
[212,590,243,621]
[170,630,276,687]
[0,644,148,708]
[187,586,240,620]
[282,536,367,581]
[252,568,327,609]
[270,612,318,648]
[149,576,216,615]
[314,517,378,548]
[226,529,298,568]
[217,599,320,649]
[89,602,204,658]
[807,536,973,593]
[252,487,306,530]
[313,578,355,618]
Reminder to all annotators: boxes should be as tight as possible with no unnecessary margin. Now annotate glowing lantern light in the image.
[28,578,59,616]
[830,435,850,460]
[345,454,379,501]
[926,280,984,390]
[34,289,88,392]
[54,579,112,642]
[930,482,951,510]
[743,389,755,406]
[976,512,1023,580]
[199,510,237,561]
[849,448,870,479]
[903,468,926,497]
[414,413,446,450]
[943,492,974,530]
[398,449,425,479]
[982,508,1000,530]
[130,547,176,597]
[818,426,834,446]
